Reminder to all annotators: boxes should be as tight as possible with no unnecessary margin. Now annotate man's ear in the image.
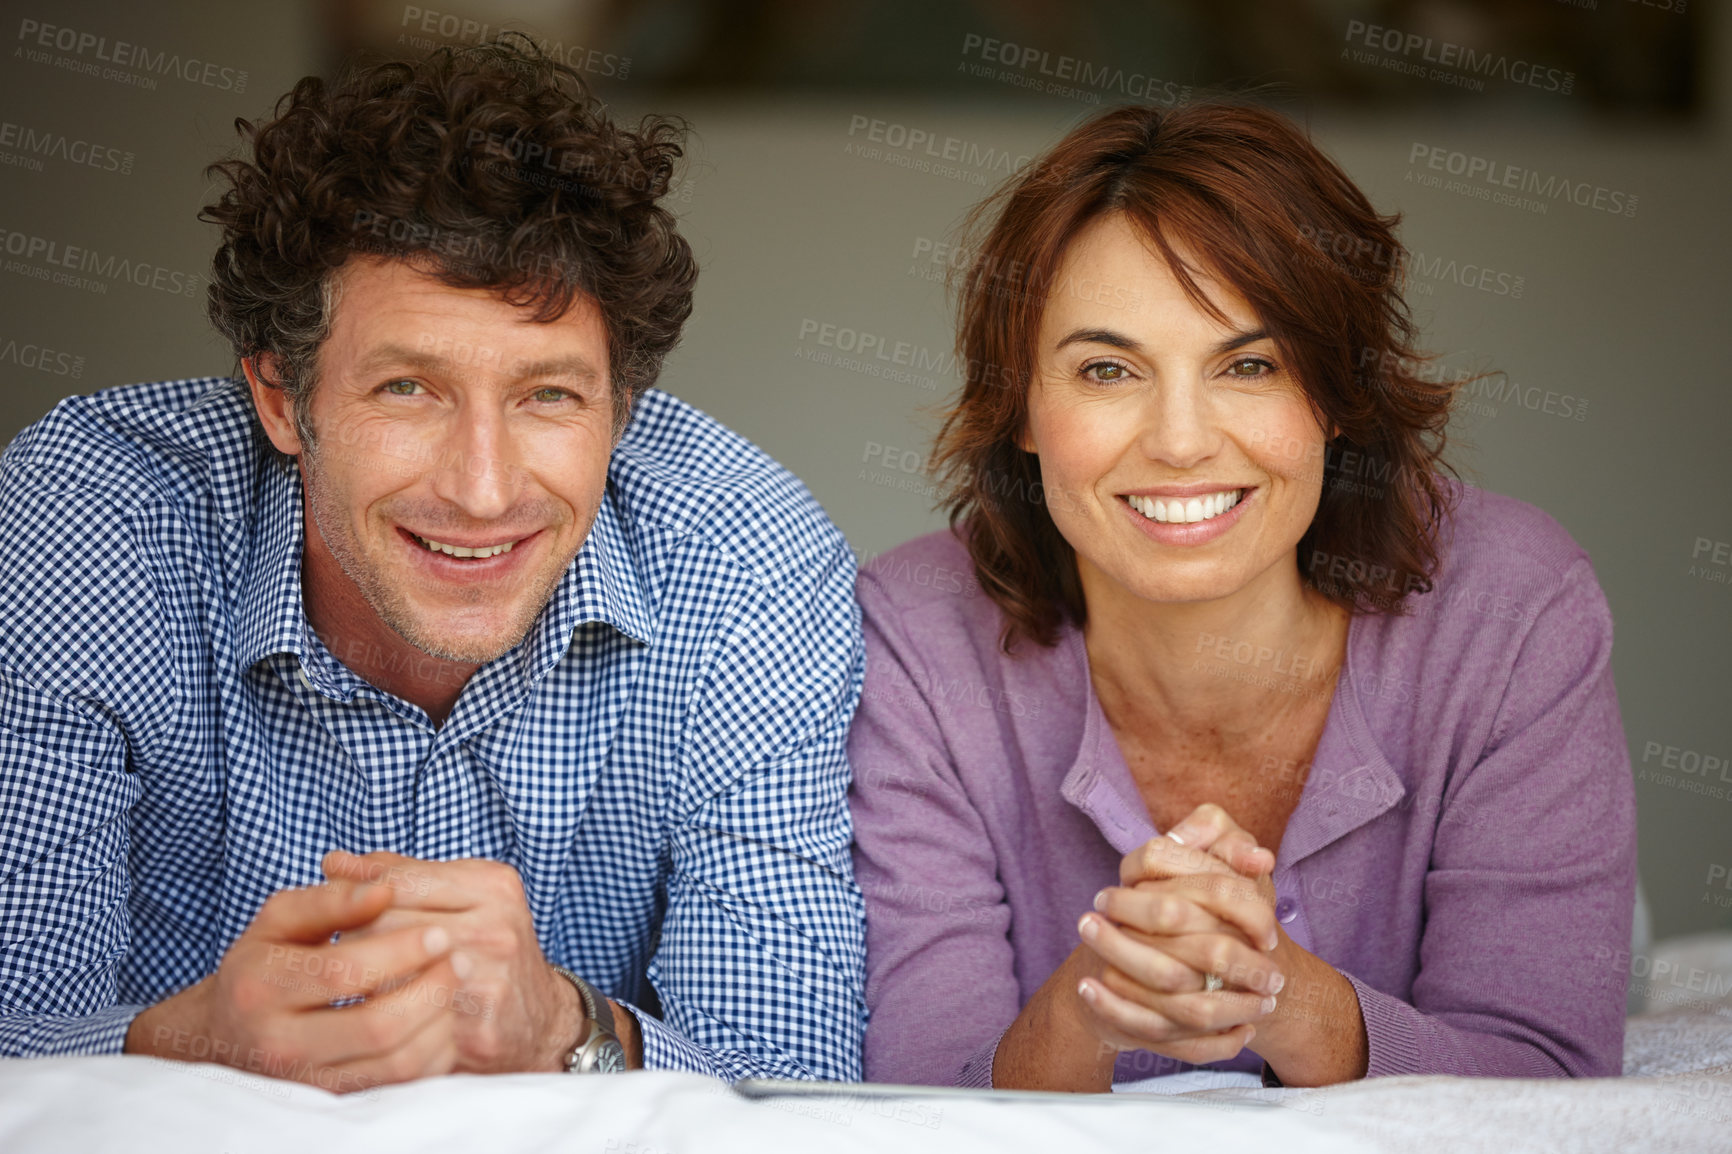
[242,354,304,456]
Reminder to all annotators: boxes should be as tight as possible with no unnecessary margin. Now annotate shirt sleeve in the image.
[1346,555,1636,1079]
[0,671,145,1057]
[846,572,1021,1087]
[0,479,149,1057]
[635,538,867,1081]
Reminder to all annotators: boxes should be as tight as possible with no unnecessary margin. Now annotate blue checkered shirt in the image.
[0,375,867,1081]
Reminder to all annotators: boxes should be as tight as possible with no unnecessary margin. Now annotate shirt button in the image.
[1275,897,1298,924]
[297,666,312,690]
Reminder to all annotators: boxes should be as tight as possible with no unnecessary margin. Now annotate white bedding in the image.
[2,937,1728,1154]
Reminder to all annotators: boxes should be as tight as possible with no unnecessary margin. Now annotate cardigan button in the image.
[1275,897,1297,924]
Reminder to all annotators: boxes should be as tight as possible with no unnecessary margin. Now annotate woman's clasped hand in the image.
[1075,804,1285,1067]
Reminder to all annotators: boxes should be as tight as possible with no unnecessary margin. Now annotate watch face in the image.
[596,1040,627,1074]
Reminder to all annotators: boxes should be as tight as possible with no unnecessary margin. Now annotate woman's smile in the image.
[1117,486,1256,546]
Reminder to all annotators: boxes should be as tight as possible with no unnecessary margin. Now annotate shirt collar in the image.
[232,457,656,684]
[1055,619,1406,868]
[233,459,308,675]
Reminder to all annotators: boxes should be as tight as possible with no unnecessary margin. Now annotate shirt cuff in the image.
[0,1003,145,1058]
[954,1029,1005,1088]
[621,999,721,1078]
[1344,972,1448,1078]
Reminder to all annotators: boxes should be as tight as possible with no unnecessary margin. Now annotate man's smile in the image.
[396,526,545,574]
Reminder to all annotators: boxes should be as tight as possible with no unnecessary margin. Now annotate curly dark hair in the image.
[201,33,696,446]
[934,101,1460,651]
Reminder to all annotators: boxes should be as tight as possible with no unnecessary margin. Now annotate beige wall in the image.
[2,1,1728,941]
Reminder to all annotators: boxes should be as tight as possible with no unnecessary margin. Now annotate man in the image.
[0,38,865,1089]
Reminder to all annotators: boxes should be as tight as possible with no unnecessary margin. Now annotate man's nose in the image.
[430,407,521,521]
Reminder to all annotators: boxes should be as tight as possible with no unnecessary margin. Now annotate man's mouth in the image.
[409,532,522,559]
[1123,488,1248,525]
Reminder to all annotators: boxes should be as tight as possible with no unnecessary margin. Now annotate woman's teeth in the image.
[415,534,515,558]
[1125,490,1243,524]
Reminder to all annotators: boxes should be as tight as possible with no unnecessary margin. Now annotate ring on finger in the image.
[1202,971,1224,993]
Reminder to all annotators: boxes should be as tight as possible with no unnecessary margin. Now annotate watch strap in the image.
[550,965,623,1073]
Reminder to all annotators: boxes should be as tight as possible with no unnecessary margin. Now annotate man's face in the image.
[258,257,617,666]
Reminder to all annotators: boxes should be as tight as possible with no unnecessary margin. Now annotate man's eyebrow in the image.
[353,344,602,382]
[1053,327,1270,354]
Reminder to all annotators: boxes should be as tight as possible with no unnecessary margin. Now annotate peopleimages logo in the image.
[15,18,249,92]
[0,228,201,297]
[1342,19,1573,95]
[844,115,1033,187]
[0,120,134,175]
[1407,143,1637,218]
[958,33,1190,106]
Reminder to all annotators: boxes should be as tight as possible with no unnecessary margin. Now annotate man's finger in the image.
[276,970,464,1091]
[323,851,448,902]
[248,923,455,1011]
[323,1009,461,1093]
[252,880,395,944]
[322,851,483,912]
[295,957,466,1069]
[322,906,441,944]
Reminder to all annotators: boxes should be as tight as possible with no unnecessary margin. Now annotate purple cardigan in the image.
[848,484,1636,1086]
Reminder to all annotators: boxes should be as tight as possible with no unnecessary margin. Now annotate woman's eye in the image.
[1082,360,1129,384]
[382,379,422,396]
[1227,357,1275,378]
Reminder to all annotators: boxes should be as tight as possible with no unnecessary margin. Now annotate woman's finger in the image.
[1081,913,1281,997]
[1078,913,1203,993]
[1163,803,1275,877]
[1163,803,1241,849]
[1093,885,1230,938]
[1138,873,1279,952]
[1095,964,1274,1032]
[1209,827,1275,878]
[1121,804,1273,886]
[1077,976,1259,1059]
[1145,930,1284,997]
[1119,833,1238,887]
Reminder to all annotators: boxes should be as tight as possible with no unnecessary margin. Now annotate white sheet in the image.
[2,935,1728,1154]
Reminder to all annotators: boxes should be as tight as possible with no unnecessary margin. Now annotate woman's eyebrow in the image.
[1213,328,1269,353]
[1055,327,1141,351]
[1054,326,1269,353]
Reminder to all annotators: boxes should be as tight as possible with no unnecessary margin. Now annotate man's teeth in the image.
[1126,490,1243,524]
[415,534,515,559]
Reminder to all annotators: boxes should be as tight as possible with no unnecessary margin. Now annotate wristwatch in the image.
[550,966,628,1074]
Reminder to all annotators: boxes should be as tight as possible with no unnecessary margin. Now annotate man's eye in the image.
[382,379,422,396]
[532,387,572,403]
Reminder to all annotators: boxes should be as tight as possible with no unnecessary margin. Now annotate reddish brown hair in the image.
[933,101,1458,650]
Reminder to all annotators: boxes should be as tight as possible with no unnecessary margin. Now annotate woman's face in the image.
[1022,212,1329,609]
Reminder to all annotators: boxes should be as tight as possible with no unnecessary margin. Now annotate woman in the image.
[848,102,1635,1091]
